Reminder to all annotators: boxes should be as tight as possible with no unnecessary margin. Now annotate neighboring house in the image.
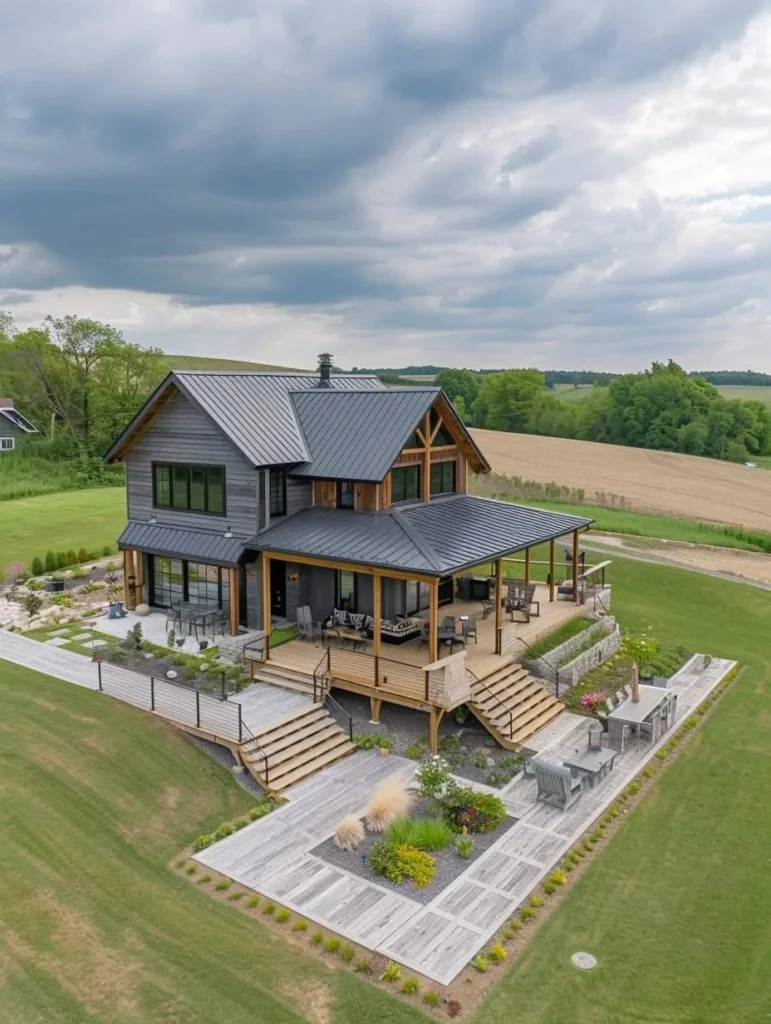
[106,355,595,755]
[0,399,39,451]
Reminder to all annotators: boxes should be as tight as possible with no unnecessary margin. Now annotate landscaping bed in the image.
[312,794,516,905]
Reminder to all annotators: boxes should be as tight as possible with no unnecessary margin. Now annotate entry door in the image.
[271,559,287,618]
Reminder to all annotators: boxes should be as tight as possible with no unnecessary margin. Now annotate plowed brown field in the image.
[471,429,771,532]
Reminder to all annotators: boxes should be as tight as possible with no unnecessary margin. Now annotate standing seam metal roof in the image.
[288,388,439,481]
[117,521,248,566]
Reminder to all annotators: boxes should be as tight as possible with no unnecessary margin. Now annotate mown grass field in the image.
[473,557,771,1024]
[167,354,304,372]
[0,660,425,1024]
[714,383,771,406]
[0,487,126,578]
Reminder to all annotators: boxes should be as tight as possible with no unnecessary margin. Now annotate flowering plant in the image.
[580,692,603,713]
[415,755,451,801]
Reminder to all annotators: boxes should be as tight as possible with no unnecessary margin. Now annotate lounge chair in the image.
[534,760,583,810]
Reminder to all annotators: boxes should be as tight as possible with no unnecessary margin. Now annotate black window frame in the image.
[430,460,457,496]
[269,469,287,517]
[152,462,227,516]
[391,464,421,504]
[336,569,357,611]
[0,437,14,451]
[336,480,355,509]
[430,408,454,447]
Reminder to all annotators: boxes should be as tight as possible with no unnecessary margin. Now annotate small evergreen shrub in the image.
[213,822,235,841]
[246,896,259,908]
[45,551,57,572]
[422,991,440,1007]
[505,920,522,937]
[78,548,90,563]
[488,943,507,963]
[400,978,419,994]
[262,901,275,915]
[193,833,214,852]
[214,879,231,891]
[379,962,402,983]
[56,551,68,569]
[324,937,341,954]
[292,919,308,932]
[31,556,44,576]
[340,944,355,963]
[519,906,537,922]
[185,863,197,875]
[310,932,323,945]
[229,892,243,901]
[529,895,543,908]
[275,909,290,923]
[249,801,272,821]
[542,881,557,895]
[102,545,113,556]
[353,958,372,973]
[197,874,211,885]
[65,549,78,567]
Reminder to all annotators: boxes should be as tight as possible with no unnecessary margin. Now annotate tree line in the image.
[435,363,771,463]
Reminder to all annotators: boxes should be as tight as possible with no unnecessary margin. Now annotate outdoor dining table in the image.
[608,685,677,748]
[170,601,223,640]
[563,747,617,788]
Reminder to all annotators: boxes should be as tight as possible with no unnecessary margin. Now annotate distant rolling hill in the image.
[165,354,308,373]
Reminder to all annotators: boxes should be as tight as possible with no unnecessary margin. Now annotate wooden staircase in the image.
[468,661,563,750]
[251,663,315,697]
[238,703,355,795]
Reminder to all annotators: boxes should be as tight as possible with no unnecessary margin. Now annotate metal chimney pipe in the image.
[318,353,333,387]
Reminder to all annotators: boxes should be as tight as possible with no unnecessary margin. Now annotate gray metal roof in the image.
[118,521,248,566]
[289,388,439,481]
[0,407,38,433]
[105,370,384,466]
[254,496,592,576]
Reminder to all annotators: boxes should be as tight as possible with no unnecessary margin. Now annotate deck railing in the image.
[325,646,430,704]
[467,667,514,739]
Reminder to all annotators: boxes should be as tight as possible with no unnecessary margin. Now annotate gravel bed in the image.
[310,795,516,905]
[186,736,266,797]
[331,690,524,788]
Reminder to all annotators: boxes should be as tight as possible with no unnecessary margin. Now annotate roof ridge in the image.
[389,507,445,573]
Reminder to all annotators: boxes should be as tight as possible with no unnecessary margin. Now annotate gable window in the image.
[152,463,226,515]
[336,570,357,611]
[270,469,287,517]
[430,460,457,496]
[391,464,421,504]
[336,480,355,509]
[0,438,14,451]
[430,409,453,447]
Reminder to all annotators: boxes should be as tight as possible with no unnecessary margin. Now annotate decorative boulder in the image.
[166,670,178,680]
[135,603,151,617]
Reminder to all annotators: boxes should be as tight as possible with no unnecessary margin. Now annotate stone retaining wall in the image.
[525,615,621,694]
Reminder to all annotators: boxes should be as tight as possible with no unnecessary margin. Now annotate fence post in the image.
[196,689,201,729]
[424,670,430,703]
[150,676,155,711]
[555,669,560,700]
[97,660,102,692]
[238,702,243,743]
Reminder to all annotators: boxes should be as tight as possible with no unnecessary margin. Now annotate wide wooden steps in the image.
[251,664,315,697]
[239,703,354,794]
[469,661,563,750]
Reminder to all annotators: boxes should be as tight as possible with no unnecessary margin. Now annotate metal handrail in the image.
[323,691,354,742]
[312,650,329,703]
[511,636,562,698]
[239,721,271,785]
[243,634,268,661]
[466,667,514,740]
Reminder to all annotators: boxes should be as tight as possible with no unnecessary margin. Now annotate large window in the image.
[150,556,229,609]
[152,463,226,516]
[0,438,14,451]
[391,464,421,504]
[336,570,356,611]
[337,480,355,509]
[270,469,287,517]
[430,409,454,447]
[430,460,457,496]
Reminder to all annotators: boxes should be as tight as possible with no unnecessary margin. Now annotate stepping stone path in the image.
[70,633,94,642]
[47,629,71,638]
[84,639,108,650]
[44,637,71,647]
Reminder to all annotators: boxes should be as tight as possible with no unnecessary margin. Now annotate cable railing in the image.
[510,636,563,699]
[312,649,330,703]
[323,692,354,742]
[239,722,271,784]
[466,667,514,739]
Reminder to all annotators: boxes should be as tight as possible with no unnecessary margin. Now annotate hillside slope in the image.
[166,354,308,372]
[472,428,771,532]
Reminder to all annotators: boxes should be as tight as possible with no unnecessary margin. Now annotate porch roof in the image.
[118,521,249,567]
[253,495,592,576]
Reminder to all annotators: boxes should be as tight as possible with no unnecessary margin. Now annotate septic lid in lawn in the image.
[571,952,597,970]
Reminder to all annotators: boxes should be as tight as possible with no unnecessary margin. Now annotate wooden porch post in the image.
[572,529,580,604]
[429,577,439,663]
[228,567,239,636]
[549,538,555,602]
[524,547,531,594]
[123,549,136,610]
[135,550,144,605]
[262,553,271,658]
[429,707,445,754]
[494,557,502,655]
[373,573,382,658]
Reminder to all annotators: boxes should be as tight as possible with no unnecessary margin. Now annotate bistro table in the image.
[171,601,223,640]
[563,747,617,788]
[608,685,677,749]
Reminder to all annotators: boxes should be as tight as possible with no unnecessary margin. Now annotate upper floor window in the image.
[337,480,355,509]
[270,469,287,517]
[430,460,457,496]
[392,464,421,503]
[430,409,453,446]
[153,463,225,515]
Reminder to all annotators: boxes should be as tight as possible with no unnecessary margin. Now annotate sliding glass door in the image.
[149,556,230,610]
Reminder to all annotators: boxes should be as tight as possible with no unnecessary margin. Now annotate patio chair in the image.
[607,718,630,752]
[418,624,430,649]
[296,605,322,641]
[615,689,627,705]
[480,598,495,620]
[505,580,530,622]
[526,582,540,617]
[605,697,616,713]
[534,760,583,810]
[441,615,457,632]
[461,614,478,644]
[564,545,586,568]
[623,683,632,697]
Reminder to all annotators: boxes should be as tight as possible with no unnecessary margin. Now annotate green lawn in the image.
[167,354,303,372]
[0,487,126,579]
[473,557,771,1024]
[714,384,771,406]
[0,660,425,1024]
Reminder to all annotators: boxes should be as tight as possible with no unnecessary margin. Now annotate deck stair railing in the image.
[243,634,268,662]
[323,692,354,742]
[239,722,270,784]
[511,637,562,698]
[312,649,330,703]
[466,667,514,740]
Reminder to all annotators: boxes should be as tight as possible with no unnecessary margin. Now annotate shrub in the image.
[197,874,211,885]
[65,549,77,567]
[249,801,272,821]
[447,999,462,1018]
[310,931,323,945]
[542,880,557,895]
[275,909,290,923]
[379,962,402,983]
[26,578,44,591]
[370,841,436,889]
[505,920,522,937]
[213,822,235,841]
[246,896,260,907]
[455,836,474,860]
[626,781,641,796]
[401,978,419,994]
[473,751,488,770]
[340,944,355,963]
[49,593,73,607]
[365,775,412,832]
[519,906,537,922]
[22,592,43,617]
[291,919,308,931]
[440,784,506,834]
[529,895,543,908]
[185,863,197,875]
[472,955,488,972]
[386,817,453,851]
[324,937,341,954]
[423,991,440,1007]
[415,754,452,801]
[71,565,87,578]
[214,879,231,891]
[78,548,90,563]
[229,892,243,901]
[488,943,507,963]
[405,742,427,760]
[44,551,57,572]
[354,958,372,973]
[56,551,68,569]
[334,814,365,851]
[31,556,44,577]
[353,733,393,751]
[262,901,275,915]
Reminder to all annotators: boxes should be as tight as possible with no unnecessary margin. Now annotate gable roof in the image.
[289,387,438,482]
[105,370,384,466]
[254,495,592,576]
[0,406,38,434]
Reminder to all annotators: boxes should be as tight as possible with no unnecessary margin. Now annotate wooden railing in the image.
[326,646,430,704]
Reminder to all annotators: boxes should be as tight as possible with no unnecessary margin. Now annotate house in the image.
[106,354,598,762]
[0,399,39,451]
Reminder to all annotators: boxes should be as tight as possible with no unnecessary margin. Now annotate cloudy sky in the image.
[2,0,771,371]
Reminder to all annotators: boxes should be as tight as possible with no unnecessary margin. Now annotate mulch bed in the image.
[311,795,516,905]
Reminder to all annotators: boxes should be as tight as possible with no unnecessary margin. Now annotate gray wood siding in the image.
[124,389,258,537]
[287,476,312,516]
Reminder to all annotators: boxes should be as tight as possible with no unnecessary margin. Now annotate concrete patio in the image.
[195,653,734,985]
